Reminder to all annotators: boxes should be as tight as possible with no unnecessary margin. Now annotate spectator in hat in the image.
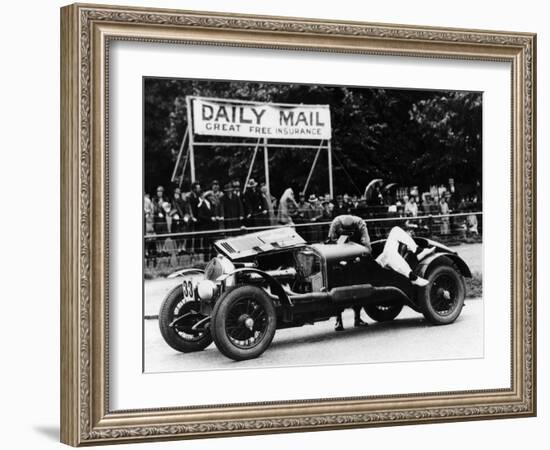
[209,180,225,229]
[306,194,324,242]
[171,187,193,233]
[170,187,194,254]
[321,199,335,222]
[293,192,310,239]
[194,191,216,259]
[422,194,437,215]
[306,194,323,221]
[153,185,165,205]
[439,196,451,235]
[221,183,244,229]
[296,192,311,224]
[150,201,170,255]
[188,181,202,228]
[152,185,166,218]
[199,191,217,230]
[333,194,350,216]
[464,197,479,236]
[243,178,265,227]
[232,179,242,199]
[152,186,168,234]
[404,195,418,218]
[152,186,165,213]
[343,193,352,209]
[162,201,177,234]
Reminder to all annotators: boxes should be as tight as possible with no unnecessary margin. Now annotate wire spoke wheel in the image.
[224,297,269,350]
[429,274,459,316]
[418,259,466,325]
[211,285,277,361]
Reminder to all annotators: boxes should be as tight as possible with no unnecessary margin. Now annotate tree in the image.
[408,91,482,185]
[144,79,482,198]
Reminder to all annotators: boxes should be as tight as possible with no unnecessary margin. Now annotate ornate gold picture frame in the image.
[60,3,536,446]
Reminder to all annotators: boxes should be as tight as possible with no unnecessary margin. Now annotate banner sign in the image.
[191,97,331,140]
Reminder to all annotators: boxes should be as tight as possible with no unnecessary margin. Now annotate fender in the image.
[412,237,458,255]
[415,252,472,279]
[219,267,293,307]
[166,268,205,279]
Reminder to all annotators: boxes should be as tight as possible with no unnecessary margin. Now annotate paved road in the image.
[143,242,483,373]
[144,299,483,372]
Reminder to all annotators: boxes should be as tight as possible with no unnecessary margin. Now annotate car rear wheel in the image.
[418,260,465,325]
[211,285,277,361]
[364,303,403,322]
[158,284,213,353]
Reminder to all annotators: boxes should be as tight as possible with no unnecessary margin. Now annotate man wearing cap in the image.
[306,194,324,222]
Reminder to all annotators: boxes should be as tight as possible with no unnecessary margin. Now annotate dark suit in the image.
[221,193,244,229]
[243,189,264,227]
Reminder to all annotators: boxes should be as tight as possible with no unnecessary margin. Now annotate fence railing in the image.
[144,211,482,277]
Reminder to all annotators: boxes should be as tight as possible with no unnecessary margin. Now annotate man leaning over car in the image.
[328,215,371,331]
[328,215,434,331]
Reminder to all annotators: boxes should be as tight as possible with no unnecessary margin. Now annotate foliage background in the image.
[144,78,482,197]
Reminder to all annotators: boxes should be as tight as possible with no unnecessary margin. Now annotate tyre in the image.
[364,303,403,322]
[158,284,213,353]
[418,260,466,325]
[211,285,277,361]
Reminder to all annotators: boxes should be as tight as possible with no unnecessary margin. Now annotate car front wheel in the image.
[158,284,213,353]
[211,285,277,361]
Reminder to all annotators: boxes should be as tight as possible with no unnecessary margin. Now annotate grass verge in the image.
[466,271,483,299]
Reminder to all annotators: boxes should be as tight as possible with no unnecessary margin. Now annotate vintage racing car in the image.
[158,227,471,361]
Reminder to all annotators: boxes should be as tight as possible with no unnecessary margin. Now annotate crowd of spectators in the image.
[144,178,275,236]
[144,179,482,260]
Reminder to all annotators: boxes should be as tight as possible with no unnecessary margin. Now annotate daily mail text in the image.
[191,97,331,140]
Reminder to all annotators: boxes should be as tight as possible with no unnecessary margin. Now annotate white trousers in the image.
[375,227,418,278]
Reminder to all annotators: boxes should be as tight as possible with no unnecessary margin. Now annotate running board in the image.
[287,284,418,311]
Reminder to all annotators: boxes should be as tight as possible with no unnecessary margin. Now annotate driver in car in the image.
[328,214,434,331]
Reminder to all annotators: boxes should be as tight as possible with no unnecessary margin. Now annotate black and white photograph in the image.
[1,0,543,447]
[142,77,483,372]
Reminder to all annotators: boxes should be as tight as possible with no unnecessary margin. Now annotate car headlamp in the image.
[204,255,235,281]
[196,279,217,301]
